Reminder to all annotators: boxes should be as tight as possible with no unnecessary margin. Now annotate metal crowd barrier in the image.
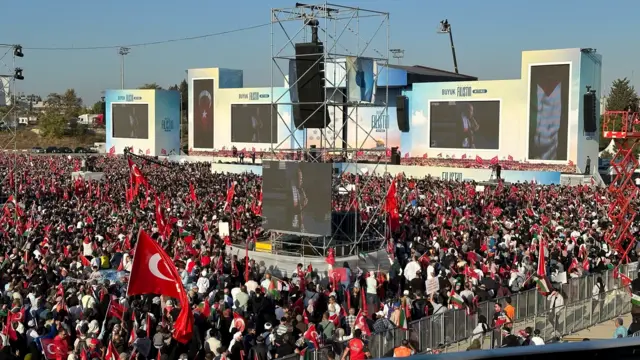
[279,262,638,359]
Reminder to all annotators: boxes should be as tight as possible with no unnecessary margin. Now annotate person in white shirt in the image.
[261,273,273,292]
[196,270,210,295]
[327,296,341,318]
[245,279,259,295]
[530,329,545,345]
[403,257,421,282]
[366,272,377,295]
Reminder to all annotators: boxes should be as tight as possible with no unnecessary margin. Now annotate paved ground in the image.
[563,313,632,341]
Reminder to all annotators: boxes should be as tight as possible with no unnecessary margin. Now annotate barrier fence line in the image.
[282,262,638,360]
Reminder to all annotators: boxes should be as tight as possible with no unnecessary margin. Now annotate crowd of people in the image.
[0,152,629,360]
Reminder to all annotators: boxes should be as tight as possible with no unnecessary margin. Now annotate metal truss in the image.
[0,44,23,198]
[602,110,640,264]
[266,3,392,258]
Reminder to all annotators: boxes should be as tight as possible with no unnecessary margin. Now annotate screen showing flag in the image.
[527,64,570,161]
[429,100,500,150]
[111,103,149,139]
[346,56,376,103]
[192,78,215,148]
[230,104,278,143]
[262,161,332,236]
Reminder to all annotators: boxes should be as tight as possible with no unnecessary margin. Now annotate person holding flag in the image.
[127,229,193,344]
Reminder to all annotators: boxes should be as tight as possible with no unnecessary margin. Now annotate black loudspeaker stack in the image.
[390,147,401,165]
[396,95,409,132]
[583,92,597,133]
[309,145,319,162]
[293,43,328,129]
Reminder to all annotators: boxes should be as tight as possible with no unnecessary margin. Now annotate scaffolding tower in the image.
[0,44,24,201]
[267,2,392,258]
[602,110,640,264]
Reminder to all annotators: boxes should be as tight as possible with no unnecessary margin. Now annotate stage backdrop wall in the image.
[153,90,181,156]
[520,49,582,165]
[406,81,523,159]
[106,89,180,156]
[405,48,588,165]
[215,87,295,151]
[106,89,155,155]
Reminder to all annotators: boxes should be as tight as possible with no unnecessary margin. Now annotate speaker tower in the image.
[396,95,409,132]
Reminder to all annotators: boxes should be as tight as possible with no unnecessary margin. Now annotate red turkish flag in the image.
[40,338,59,360]
[127,158,149,188]
[127,229,193,343]
[354,310,371,336]
[304,324,320,349]
[104,340,119,360]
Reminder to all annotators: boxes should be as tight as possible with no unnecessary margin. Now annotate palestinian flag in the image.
[534,275,552,294]
[398,307,408,330]
[632,294,640,307]
[267,279,281,300]
[450,290,465,309]
[180,229,191,237]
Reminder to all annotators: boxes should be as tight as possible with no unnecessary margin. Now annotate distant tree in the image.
[168,79,188,110]
[179,79,188,108]
[606,78,639,111]
[138,83,164,90]
[598,115,609,151]
[91,100,104,115]
[39,89,83,138]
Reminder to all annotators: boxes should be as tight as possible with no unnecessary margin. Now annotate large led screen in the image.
[192,78,214,148]
[429,100,500,150]
[111,103,149,139]
[262,161,332,236]
[528,64,570,161]
[230,104,278,143]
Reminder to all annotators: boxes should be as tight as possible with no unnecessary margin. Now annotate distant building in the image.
[17,116,37,125]
[78,114,100,125]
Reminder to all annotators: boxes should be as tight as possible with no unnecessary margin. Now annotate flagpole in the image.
[125,228,143,297]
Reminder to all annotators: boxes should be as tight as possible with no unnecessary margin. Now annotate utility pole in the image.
[390,49,405,65]
[118,47,130,89]
[437,20,459,74]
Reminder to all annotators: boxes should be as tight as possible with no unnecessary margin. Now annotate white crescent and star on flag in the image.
[148,253,172,282]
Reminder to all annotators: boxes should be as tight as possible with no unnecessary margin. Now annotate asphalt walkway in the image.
[562,313,632,341]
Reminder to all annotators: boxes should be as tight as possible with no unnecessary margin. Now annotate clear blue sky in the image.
[1,0,637,105]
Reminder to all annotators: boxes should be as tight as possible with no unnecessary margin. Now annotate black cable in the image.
[10,23,270,51]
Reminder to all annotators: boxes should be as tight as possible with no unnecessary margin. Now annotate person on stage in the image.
[289,166,308,233]
[458,102,479,149]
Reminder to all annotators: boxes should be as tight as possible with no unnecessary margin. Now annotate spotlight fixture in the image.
[13,45,23,58]
[13,68,23,81]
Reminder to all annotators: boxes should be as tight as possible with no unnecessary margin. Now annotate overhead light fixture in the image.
[14,68,24,80]
[13,45,23,58]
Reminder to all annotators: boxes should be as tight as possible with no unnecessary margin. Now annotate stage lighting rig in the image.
[13,45,23,58]
[13,68,23,81]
